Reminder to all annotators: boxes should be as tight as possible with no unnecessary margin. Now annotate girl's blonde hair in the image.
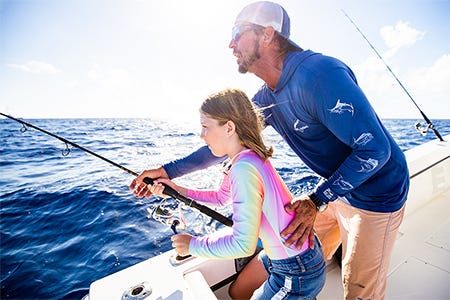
[200,88,273,161]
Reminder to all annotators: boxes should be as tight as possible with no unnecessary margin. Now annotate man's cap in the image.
[234,1,298,47]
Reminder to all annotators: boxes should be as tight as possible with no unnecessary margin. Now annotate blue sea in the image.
[1,117,449,299]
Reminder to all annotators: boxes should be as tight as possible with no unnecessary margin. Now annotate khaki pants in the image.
[314,199,405,300]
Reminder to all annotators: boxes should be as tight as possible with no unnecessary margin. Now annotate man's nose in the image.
[229,39,237,49]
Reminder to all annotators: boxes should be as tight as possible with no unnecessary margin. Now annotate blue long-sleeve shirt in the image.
[164,50,409,213]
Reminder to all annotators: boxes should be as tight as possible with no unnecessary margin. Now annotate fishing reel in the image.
[415,122,432,137]
[150,198,194,265]
[150,198,186,234]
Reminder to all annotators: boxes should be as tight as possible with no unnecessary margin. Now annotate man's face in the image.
[229,24,261,74]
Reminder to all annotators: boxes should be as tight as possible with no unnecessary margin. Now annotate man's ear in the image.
[262,26,276,44]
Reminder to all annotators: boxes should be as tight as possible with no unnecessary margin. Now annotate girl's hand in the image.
[148,178,186,198]
[171,234,192,256]
[148,178,177,198]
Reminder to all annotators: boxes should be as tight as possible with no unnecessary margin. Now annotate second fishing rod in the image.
[341,10,444,142]
[1,112,233,228]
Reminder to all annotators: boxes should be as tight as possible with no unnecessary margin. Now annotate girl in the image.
[149,88,325,299]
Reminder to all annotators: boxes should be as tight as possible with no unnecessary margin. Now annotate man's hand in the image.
[281,195,317,249]
[129,167,169,198]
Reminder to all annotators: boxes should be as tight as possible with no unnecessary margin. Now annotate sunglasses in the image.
[231,24,258,41]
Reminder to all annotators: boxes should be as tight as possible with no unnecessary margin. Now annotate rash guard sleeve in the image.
[186,176,232,207]
[188,162,262,259]
[311,68,391,202]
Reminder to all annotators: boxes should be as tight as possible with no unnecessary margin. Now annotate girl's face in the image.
[199,112,230,157]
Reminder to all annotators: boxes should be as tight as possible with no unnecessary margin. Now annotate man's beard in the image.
[238,42,260,74]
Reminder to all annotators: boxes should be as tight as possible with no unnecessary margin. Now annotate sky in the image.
[0,0,449,123]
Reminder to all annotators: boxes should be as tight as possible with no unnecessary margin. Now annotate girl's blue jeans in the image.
[252,236,326,300]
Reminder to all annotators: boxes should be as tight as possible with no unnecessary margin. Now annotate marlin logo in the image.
[353,133,374,146]
[294,119,309,133]
[357,157,379,173]
[329,99,354,116]
[332,175,354,191]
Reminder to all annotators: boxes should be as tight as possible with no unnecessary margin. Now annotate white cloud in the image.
[7,60,61,74]
[405,54,450,117]
[409,54,450,93]
[353,53,450,119]
[380,21,425,57]
[347,20,450,118]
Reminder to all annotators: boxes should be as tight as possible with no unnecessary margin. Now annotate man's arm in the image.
[130,146,225,198]
[163,145,225,179]
[312,68,391,203]
[282,66,391,249]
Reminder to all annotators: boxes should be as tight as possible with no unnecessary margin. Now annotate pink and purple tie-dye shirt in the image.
[187,150,309,260]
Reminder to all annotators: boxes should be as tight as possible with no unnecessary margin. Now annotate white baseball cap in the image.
[233,1,298,47]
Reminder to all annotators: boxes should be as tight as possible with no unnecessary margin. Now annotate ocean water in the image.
[1,117,449,299]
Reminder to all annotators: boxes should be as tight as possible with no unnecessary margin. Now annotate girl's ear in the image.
[226,120,236,136]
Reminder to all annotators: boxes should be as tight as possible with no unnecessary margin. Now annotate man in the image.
[131,2,409,299]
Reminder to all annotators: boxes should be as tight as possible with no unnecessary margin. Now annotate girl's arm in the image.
[189,162,263,259]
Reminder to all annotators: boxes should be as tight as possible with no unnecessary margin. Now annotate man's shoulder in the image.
[289,50,346,70]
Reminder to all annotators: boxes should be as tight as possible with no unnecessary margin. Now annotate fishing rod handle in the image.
[143,177,179,197]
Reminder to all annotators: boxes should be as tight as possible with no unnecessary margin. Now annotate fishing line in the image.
[1,112,233,227]
[341,10,444,142]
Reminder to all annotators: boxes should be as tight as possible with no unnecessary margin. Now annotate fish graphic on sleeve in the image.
[352,133,374,147]
[328,99,354,116]
[356,156,379,173]
[332,175,354,191]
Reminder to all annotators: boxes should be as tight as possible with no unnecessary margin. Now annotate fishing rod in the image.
[341,10,444,142]
[0,112,233,227]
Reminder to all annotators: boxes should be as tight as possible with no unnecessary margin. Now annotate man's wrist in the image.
[308,191,328,212]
